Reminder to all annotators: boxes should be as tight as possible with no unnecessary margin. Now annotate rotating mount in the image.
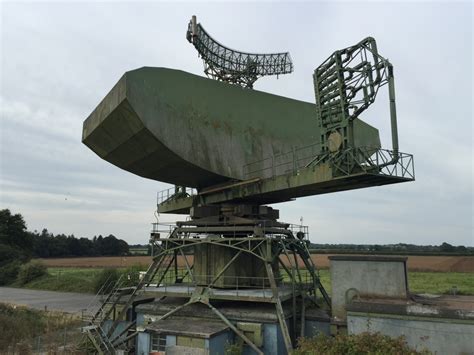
[187,15,293,88]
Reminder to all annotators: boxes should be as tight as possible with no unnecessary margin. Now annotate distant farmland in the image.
[36,255,473,273]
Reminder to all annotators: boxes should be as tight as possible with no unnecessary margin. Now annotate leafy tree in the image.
[440,242,455,252]
[17,261,48,285]
[100,235,129,256]
[0,209,33,253]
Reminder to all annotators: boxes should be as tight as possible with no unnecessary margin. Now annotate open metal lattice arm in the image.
[314,37,399,164]
[187,15,293,88]
[314,37,393,123]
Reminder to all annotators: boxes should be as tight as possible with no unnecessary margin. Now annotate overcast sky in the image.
[1,1,472,246]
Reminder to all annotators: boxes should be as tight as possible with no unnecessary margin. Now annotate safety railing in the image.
[150,221,309,240]
[243,144,414,180]
[157,187,196,205]
[151,222,177,236]
[243,142,322,179]
[146,268,314,299]
[361,148,415,179]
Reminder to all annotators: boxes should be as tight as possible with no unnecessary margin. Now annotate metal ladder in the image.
[87,254,173,353]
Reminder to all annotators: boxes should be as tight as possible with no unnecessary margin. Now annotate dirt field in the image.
[36,254,473,272]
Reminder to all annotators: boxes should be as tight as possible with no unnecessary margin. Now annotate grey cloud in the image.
[1,2,472,246]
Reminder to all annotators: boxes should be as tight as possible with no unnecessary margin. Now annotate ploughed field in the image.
[36,254,474,273]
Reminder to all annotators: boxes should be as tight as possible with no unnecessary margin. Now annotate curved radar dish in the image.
[186,15,293,89]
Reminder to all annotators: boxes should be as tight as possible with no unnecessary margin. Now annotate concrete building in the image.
[330,255,474,354]
[133,298,329,355]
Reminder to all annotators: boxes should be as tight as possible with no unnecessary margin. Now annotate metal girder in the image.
[205,301,264,355]
[91,215,330,354]
[106,255,165,338]
[265,262,293,352]
[159,152,414,214]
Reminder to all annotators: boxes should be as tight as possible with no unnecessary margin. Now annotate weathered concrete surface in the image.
[135,298,296,355]
[83,67,380,189]
[83,67,319,188]
[147,318,228,338]
[136,297,293,323]
[347,295,474,355]
[329,256,408,320]
[0,287,97,314]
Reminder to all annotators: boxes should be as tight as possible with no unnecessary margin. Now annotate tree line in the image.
[0,209,129,260]
[309,242,473,255]
[33,230,129,257]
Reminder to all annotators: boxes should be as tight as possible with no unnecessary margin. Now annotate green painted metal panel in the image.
[83,67,381,189]
[83,67,319,187]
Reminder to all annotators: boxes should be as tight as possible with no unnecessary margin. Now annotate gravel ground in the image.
[0,287,98,314]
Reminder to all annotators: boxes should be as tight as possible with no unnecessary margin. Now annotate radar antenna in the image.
[187,15,293,89]
[314,37,399,163]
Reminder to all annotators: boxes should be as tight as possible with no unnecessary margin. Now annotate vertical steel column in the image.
[265,262,293,353]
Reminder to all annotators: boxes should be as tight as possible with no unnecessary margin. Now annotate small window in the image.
[150,333,166,352]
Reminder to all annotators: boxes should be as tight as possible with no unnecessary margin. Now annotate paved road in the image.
[0,287,98,314]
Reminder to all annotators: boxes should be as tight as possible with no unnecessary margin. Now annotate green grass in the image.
[129,247,148,255]
[15,268,103,293]
[407,272,474,295]
[316,270,473,295]
[16,267,474,296]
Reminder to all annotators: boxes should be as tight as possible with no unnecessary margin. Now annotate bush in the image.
[295,332,431,355]
[0,303,82,351]
[0,261,22,285]
[0,243,26,267]
[93,268,120,294]
[17,261,47,285]
[120,265,146,288]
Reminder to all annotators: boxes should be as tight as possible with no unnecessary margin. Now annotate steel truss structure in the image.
[145,217,330,354]
[187,15,293,88]
[83,215,330,354]
[314,37,400,162]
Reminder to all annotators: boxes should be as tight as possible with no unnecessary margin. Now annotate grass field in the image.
[129,247,148,256]
[35,254,474,272]
[16,268,103,293]
[18,266,474,296]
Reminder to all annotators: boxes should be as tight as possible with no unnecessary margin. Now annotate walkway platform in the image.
[143,284,302,303]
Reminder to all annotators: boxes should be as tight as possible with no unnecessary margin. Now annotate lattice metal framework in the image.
[187,15,293,88]
[314,37,398,155]
[145,218,329,353]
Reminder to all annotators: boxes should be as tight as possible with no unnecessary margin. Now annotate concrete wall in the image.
[136,332,150,355]
[348,313,474,355]
[304,320,331,338]
[166,346,207,355]
[166,334,177,347]
[209,332,233,355]
[136,313,145,326]
[329,256,408,320]
[238,322,288,355]
[135,310,292,355]
[101,320,131,342]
